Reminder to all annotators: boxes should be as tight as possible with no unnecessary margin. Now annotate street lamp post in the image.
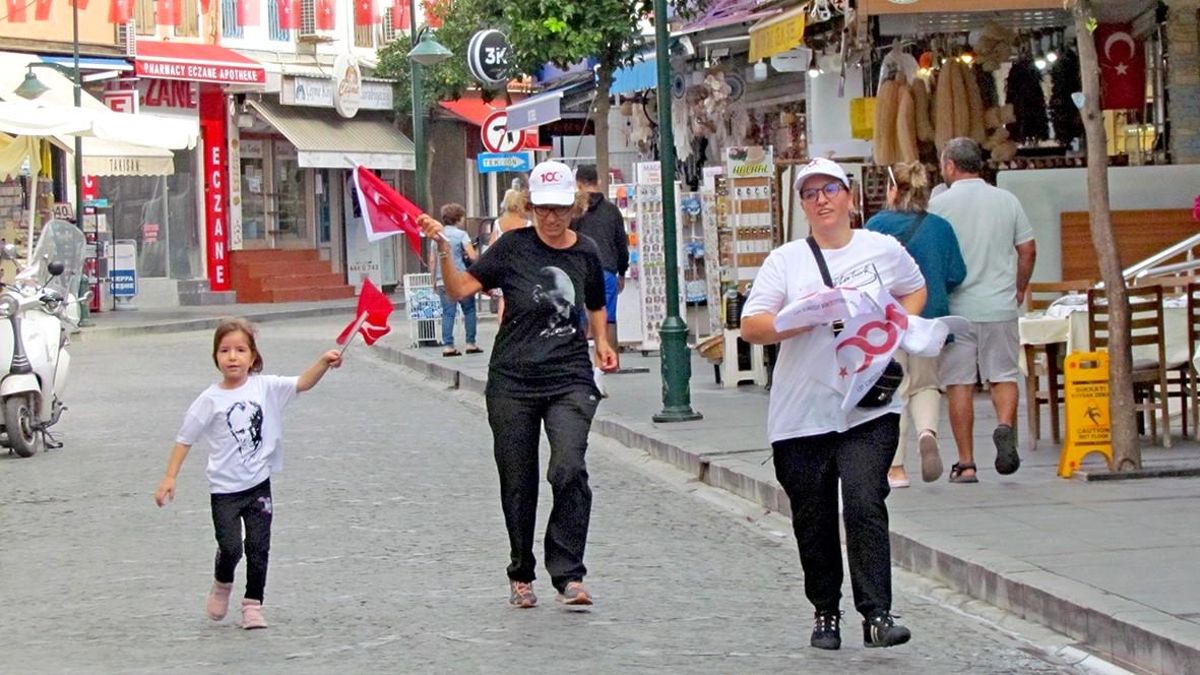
[406,0,451,214]
[651,0,701,423]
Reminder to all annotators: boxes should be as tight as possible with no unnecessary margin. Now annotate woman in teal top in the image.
[866,161,966,488]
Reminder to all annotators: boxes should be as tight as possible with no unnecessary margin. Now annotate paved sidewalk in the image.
[372,316,1200,675]
[77,303,1200,673]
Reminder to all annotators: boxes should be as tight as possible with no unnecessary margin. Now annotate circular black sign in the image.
[468,29,512,87]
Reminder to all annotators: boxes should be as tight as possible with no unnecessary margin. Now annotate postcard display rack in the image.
[608,183,644,347]
[722,146,778,285]
[632,162,687,352]
[403,272,441,347]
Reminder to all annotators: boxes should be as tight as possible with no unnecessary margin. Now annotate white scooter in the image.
[0,219,88,458]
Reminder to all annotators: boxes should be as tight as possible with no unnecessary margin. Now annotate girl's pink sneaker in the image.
[206,581,233,621]
[241,599,267,629]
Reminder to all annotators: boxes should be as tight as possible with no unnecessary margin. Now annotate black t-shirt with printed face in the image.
[468,227,607,398]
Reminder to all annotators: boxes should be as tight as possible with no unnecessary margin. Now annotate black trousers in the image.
[486,387,600,592]
[210,478,273,602]
[772,413,898,618]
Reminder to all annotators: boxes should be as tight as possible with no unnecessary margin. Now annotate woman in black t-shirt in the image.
[418,160,618,611]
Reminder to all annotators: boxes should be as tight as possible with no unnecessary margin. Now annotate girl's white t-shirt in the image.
[176,375,300,494]
[742,230,925,443]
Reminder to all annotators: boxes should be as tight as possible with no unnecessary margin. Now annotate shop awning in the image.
[1,51,192,176]
[247,99,415,171]
[674,0,781,36]
[505,88,564,132]
[749,4,807,62]
[40,55,132,72]
[135,40,265,86]
[438,97,505,126]
[609,56,657,96]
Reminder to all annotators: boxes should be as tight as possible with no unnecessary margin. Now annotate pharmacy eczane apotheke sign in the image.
[135,59,266,85]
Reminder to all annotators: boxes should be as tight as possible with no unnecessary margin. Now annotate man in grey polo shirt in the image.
[929,138,1037,483]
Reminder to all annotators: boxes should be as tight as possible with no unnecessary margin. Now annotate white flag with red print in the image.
[832,290,908,411]
[336,278,394,346]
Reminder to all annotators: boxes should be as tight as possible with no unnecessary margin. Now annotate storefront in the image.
[133,40,266,296]
[237,54,414,291]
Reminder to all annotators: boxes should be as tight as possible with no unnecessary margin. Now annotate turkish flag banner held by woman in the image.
[1095,23,1146,111]
[352,165,424,257]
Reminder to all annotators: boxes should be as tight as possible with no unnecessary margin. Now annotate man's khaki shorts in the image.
[938,320,1020,386]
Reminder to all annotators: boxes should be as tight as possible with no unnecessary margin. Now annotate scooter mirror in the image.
[0,243,15,260]
[47,261,65,276]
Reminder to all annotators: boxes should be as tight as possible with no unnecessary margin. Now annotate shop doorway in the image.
[238,137,312,249]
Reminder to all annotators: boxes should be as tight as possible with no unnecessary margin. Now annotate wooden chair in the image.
[1023,280,1092,447]
[1087,284,1174,447]
[1137,277,1198,438]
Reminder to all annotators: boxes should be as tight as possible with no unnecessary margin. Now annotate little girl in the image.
[154,318,342,629]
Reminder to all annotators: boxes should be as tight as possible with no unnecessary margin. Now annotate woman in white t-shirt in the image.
[742,158,926,652]
[153,318,342,629]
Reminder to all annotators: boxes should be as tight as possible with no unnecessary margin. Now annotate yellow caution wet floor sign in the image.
[1059,351,1114,478]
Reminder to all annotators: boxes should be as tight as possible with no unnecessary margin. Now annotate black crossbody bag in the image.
[806,236,905,409]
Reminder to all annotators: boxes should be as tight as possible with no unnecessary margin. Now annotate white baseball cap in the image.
[529,161,577,206]
[793,157,850,192]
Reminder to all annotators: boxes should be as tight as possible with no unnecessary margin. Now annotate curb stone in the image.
[376,341,1200,675]
[75,304,357,339]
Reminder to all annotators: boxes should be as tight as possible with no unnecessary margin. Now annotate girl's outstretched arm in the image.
[297,349,343,393]
[155,442,192,507]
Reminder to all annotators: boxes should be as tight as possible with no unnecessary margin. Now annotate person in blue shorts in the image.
[571,165,629,390]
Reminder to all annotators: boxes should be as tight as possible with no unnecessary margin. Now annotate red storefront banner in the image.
[135,41,266,86]
[199,87,230,292]
[82,175,99,215]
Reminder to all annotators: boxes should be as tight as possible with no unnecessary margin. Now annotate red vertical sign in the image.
[199,87,230,291]
[82,176,100,215]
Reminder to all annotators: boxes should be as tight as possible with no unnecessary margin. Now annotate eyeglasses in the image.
[799,182,845,203]
[533,205,572,218]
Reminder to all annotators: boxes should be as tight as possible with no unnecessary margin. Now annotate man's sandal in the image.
[948,462,979,484]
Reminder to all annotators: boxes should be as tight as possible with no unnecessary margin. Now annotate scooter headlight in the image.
[0,295,16,318]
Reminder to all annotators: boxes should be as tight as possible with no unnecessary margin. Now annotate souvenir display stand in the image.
[403,272,441,347]
[608,183,644,348]
[632,162,687,353]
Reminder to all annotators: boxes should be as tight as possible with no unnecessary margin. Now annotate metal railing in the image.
[1121,232,1200,282]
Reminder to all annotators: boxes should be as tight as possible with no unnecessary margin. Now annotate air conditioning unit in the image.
[117,20,137,56]
[381,7,396,43]
[298,0,317,38]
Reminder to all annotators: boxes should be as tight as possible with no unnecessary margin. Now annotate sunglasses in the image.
[533,205,572,218]
[799,182,846,203]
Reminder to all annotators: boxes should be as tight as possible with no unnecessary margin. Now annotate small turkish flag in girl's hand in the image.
[336,279,394,349]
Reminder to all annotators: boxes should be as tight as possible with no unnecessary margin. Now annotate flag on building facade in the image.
[1095,23,1146,111]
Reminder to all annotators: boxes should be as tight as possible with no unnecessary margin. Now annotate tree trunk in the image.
[594,67,613,191]
[1073,0,1141,471]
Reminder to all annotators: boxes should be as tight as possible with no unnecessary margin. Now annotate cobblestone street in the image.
[0,318,1090,673]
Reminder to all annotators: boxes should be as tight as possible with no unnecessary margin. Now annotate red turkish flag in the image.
[1095,23,1146,111]
[236,0,259,26]
[67,0,88,9]
[155,0,181,25]
[6,0,27,21]
[352,165,423,257]
[353,0,373,26]
[391,0,408,30]
[35,0,54,20]
[315,0,334,29]
[108,0,132,22]
[275,0,298,28]
[336,278,395,346]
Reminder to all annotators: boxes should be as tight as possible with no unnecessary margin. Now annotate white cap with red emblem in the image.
[792,157,851,192]
[529,161,577,206]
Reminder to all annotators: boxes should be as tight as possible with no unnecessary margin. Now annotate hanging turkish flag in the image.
[315,0,334,29]
[236,0,259,26]
[276,0,298,29]
[391,0,408,30]
[6,0,27,21]
[1095,23,1146,111]
[353,0,374,26]
[108,0,132,22]
[68,0,89,9]
[35,0,55,19]
[156,0,181,25]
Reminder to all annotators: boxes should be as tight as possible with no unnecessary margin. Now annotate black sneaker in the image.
[863,612,911,648]
[993,424,1020,475]
[810,610,842,650]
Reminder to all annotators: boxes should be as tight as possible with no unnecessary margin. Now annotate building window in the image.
[354,23,374,49]
[176,0,199,37]
[267,0,289,41]
[135,0,155,35]
[221,0,243,37]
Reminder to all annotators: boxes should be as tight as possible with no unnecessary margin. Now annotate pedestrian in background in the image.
[929,138,1037,483]
[428,203,481,357]
[153,318,342,629]
[491,187,533,322]
[419,160,618,610]
[571,164,630,392]
[742,158,925,651]
[866,161,966,487]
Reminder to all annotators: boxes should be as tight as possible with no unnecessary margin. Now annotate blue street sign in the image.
[477,151,534,174]
[110,269,137,297]
[84,198,109,208]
